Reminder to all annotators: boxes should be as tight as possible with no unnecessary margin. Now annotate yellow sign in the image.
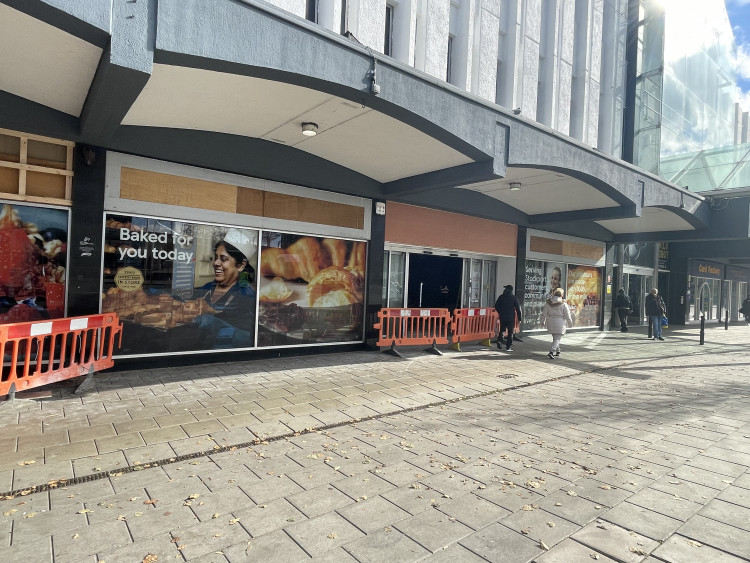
[114,266,144,292]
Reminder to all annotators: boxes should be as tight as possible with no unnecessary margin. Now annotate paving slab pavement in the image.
[0,324,749,561]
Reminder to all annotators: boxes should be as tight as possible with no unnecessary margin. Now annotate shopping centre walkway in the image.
[1,323,749,561]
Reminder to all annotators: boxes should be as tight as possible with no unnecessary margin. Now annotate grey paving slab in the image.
[600,501,683,541]
[459,522,544,562]
[571,520,659,562]
[650,533,749,563]
[285,511,365,558]
[341,527,430,562]
[534,538,620,563]
[676,514,750,559]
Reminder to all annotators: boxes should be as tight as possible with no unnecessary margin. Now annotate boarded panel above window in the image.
[530,235,603,261]
[120,168,237,212]
[121,168,365,230]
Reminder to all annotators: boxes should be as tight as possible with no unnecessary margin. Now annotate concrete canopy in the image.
[0,0,722,243]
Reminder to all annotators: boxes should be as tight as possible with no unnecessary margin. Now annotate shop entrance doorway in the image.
[624,273,652,326]
[407,254,463,310]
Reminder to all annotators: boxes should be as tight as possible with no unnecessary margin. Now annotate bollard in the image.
[699,314,705,345]
[725,310,729,330]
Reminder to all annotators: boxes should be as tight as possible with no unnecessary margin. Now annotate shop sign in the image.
[0,203,67,322]
[690,260,724,279]
[658,242,669,270]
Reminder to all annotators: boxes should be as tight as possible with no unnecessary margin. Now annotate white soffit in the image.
[597,207,695,233]
[459,169,619,215]
[0,4,102,116]
[122,64,472,183]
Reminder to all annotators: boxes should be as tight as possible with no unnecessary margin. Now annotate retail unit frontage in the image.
[1,0,748,365]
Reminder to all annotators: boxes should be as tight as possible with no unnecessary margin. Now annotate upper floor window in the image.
[306,0,318,23]
[384,4,394,56]
[447,35,455,83]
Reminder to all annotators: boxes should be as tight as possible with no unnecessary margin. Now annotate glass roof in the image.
[660,142,750,192]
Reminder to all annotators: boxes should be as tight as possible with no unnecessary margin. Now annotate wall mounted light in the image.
[509,182,522,191]
[301,122,318,136]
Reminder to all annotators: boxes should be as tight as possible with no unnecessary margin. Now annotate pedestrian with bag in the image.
[614,288,631,332]
[645,287,666,341]
[540,287,573,359]
[494,284,522,352]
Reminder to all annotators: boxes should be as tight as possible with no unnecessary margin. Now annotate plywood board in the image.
[120,167,238,213]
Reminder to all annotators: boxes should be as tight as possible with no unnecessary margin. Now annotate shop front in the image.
[726,266,750,321]
[382,203,516,310]
[522,230,606,331]
[686,259,724,323]
[101,153,371,358]
[0,130,74,324]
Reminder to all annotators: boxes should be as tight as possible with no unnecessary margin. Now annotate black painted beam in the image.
[382,160,499,197]
[528,205,638,225]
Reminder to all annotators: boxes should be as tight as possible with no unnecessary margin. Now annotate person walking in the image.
[494,284,522,352]
[614,288,631,332]
[540,288,573,359]
[741,295,750,324]
[645,287,666,340]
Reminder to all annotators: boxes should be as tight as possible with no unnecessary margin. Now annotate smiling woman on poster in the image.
[193,228,257,348]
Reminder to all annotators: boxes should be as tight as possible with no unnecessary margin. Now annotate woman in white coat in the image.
[540,287,573,359]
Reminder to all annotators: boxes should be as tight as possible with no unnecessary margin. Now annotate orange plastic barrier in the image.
[1,313,122,399]
[449,308,498,351]
[373,308,450,357]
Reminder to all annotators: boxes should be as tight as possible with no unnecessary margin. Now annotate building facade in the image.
[0,0,747,360]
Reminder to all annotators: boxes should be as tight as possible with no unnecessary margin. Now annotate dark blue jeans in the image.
[650,315,662,338]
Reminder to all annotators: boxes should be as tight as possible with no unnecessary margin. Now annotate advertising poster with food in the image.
[522,260,566,330]
[566,265,601,327]
[0,203,67,323]
[101,214,258,354]
[257,232,366,346]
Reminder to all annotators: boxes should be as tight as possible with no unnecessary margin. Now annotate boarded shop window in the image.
[120,168,364,230]
[529,235,604,261]
[0,129,73,205]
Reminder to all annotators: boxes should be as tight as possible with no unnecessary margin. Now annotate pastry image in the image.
[311,289,358,308]
[287,237,327,281]
[322,238,347,267]
[261,247,300,280]
[306,266,362,306]
[259,277,293,302]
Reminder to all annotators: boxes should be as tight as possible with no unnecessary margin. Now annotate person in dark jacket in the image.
[741,295,750,324]
[494,285,522,352]
[614,288,631,332]
[645,287,666,341]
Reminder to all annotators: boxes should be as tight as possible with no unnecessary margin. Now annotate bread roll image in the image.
[312,289,358,308]
[261,247,300,280]
[307,266,361,306]
[321,238,347,267]
[259,277,293,302]
[287,237,326,281]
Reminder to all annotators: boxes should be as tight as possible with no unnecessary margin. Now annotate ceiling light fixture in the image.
[509,182,522,191]
[301,122,318,136]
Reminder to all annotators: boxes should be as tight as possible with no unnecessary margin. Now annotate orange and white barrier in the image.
[1,313,122,399]
[373,308,450,357]
[449,308,498,351]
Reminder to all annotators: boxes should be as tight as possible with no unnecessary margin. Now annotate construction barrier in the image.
[449,308,498,351]
[1,313,123,400]
[373,308,450,357]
